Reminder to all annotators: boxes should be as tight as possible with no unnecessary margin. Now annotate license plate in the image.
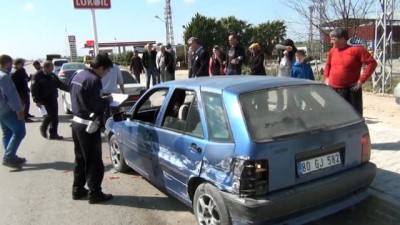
[297,152,341,175]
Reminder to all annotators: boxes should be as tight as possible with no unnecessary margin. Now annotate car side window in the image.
[132,88,168,124]
[162,89,203,138]
[203,92,232,142]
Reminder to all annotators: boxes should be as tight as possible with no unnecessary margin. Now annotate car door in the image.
[153,89,207,202]
[120,88,169,180]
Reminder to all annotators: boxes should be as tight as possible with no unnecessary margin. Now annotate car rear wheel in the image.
[193,183,231,225]
[62,96,72,114]
[109,134,129,172]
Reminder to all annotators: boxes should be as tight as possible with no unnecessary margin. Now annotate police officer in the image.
[31,61,68,139]
[69,53,113,204]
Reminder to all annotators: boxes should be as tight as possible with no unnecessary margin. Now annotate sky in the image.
[0,0,312,59]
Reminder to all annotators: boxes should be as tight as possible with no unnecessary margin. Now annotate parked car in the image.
[61,69,146,114]
[394,82,400,104]
[52,58,69,75]
[57,62,87,84]
[105,76,376,225]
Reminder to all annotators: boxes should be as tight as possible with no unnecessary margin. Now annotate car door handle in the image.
[145,130,152,139]
[189,143,202,153]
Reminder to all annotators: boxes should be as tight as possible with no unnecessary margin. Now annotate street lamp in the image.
[155,15,168,44]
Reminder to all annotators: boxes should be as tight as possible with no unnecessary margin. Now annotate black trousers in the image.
[333,87,363,116]
[71,122,104,196]
[42,98,59,136]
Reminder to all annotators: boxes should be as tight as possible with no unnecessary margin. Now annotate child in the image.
[290,50,315,80]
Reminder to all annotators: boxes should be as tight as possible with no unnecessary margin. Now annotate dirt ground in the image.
[363,91,400,128]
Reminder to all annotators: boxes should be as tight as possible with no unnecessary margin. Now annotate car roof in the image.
[159,76,319,94]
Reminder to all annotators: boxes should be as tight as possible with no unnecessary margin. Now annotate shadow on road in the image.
[100,194,192,212]
[21,161,74,172]
[372,141,400,151]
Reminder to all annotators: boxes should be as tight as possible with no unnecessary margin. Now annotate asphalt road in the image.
[0,64,392,225]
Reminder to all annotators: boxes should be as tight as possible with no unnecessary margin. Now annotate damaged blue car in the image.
[105,76,376,225]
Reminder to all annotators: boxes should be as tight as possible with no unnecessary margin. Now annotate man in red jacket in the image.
[324,28,377,116]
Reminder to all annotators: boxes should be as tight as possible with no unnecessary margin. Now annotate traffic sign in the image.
[68,35,76,43]
[73,0,111,9]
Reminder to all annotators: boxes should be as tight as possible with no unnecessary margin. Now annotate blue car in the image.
[105,76,376,225]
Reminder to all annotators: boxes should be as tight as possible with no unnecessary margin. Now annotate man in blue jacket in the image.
[0,54,26,169]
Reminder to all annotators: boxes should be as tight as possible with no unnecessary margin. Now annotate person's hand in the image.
[17,110,25,120]
[324,78,329,85]
[231,58,239,65]
[351,81,362,91]
[102,95,113,102]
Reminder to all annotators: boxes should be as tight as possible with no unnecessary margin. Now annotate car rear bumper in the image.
[221,162,376,225]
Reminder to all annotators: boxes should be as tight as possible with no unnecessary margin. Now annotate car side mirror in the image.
[112,111,127,122]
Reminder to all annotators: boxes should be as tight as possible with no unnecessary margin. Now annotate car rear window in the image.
[240,84,362,142]
[53,60,68,66]
[121,70,138,84]
[62,63,86,70]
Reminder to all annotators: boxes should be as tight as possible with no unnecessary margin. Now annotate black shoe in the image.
[27,114,35,118]
[25,118,34,123]
[72,188,89,200]
[2,160,22,169]
[89,193,113,204]
[49,134,64,140]
[40,126,47,139]
[14,156,26,164]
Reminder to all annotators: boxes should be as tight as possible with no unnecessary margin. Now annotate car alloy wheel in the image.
[194,183,231,225]
[109,134,129,172]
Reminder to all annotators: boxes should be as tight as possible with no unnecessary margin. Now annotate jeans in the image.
[226,68,241,75]
[0,110,26,161]
[145,67,158,89]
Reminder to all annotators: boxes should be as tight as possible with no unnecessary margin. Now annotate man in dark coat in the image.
[225,33,245,75]
[187,37,209,77]
[31,61,68,139]
[11,58,34,122]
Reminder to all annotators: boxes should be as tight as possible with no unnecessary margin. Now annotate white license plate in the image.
[297,152,341,175]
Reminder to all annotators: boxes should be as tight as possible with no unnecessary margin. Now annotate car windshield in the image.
[62,63,86,70]
[121,70,138,84]
[240,84,362,142]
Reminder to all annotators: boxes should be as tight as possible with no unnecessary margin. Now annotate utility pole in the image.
[308,5,314,52]
[165,0,175,46]
[373,0,394,93]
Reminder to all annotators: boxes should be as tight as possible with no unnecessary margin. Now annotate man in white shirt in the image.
[101,63,125,94]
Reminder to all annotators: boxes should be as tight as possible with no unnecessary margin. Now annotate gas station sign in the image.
[73,0,111,9]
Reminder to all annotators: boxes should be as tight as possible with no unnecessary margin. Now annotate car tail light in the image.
[361,133,371,163]
[232,159,268,197]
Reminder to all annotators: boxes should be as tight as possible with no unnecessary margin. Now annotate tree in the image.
[183,13,226,52]
[252,21,287,55]
[283,0,375,36]
[219,16,253,48]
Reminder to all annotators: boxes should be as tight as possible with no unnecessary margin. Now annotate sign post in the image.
[68,35,78,62]
[73,0,111,56]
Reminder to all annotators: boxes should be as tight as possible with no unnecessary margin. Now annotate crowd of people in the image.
[0,27,377,205]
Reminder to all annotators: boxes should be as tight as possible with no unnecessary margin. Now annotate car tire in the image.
[109,134,130,172]
[62,96,72,114]
[193,183,231,225]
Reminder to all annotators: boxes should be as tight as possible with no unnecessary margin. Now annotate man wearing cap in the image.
[187,37,209,77]
[225,34,245,75]
[324,27,377,115]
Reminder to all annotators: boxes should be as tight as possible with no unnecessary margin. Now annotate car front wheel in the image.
[109,134,129,172]
[193,183,231,225]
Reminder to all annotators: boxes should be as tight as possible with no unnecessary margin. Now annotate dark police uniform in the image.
[31,70,68,138]
[69,68,109,199]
